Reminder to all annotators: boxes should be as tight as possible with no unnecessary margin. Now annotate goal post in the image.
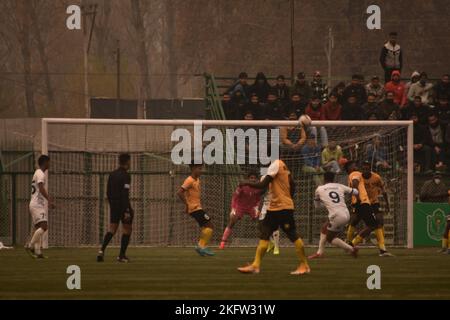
[40,118,414,248]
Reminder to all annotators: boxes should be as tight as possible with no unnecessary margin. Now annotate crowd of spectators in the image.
[221,32,450,174]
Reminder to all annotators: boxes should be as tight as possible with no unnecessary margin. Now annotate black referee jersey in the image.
[107,167,131,211]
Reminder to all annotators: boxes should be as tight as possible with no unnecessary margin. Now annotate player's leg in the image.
[220,209,241,249]
[97,223,118,261]
[192,210,214,256]
[118,221,132,262]
[440,219,450,253]
[372,204,391,256]
[346,208,360,243]
[326,215,358,257]
[278,210,310,275]
[271,229,280,255]
[237,211,275,274]
[309,222,328,259]
[29,221,48,259]
[351,204,377,248]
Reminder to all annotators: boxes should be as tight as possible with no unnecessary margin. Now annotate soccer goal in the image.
[39,118,414,248]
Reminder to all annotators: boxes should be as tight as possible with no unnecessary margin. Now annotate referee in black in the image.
[97,154,134,262]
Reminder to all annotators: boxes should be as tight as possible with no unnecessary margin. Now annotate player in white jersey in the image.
[26,155,54,259]
[309,171,359,259]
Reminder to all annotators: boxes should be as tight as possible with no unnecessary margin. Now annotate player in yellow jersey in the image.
[344,161,379,251]
[177,162,215,256]
[361,161,394,256]
[237,159,310,275]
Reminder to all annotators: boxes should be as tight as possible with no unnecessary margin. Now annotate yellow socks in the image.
[443,238,448,249]
[346,225,356,242]
[352,234,364,246]
[252,240,269,268]
[374,228,386,251]
[294,238,308,265]
[198,227,213,248]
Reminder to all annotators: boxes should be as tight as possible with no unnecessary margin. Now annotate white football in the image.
[299,115,312,127]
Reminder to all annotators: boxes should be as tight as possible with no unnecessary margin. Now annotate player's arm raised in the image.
[240,175,273,190]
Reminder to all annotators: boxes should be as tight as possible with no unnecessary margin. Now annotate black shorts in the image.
[110,204,134,225]
[259,209,298,242]
[354,203,377,228]
[191,210,211,228]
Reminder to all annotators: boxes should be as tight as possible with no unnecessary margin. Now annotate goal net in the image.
[38,119,413,248]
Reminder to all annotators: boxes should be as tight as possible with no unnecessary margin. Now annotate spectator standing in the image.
[410,113,433,173]
[365,75,385,103]
[379,31,403,82]
[384,70,407,107]
[322,93,342,120]
[425,113,448,171]
[342,75,367,105]
[310,71,328,103]
[420,172,449,203]
[408,72,434,105]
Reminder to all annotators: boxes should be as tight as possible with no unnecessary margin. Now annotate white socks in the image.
[30,228,45,254]
[331,237,354,252]
[271,230,280,248]
[317,233,327,254]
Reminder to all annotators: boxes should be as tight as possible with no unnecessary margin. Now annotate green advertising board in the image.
[414,202,450,246]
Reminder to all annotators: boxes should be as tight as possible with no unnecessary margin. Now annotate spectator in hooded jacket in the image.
[310,71,328,103]
[331,82,346,106]
[290,72,312,101]
[342,74,367,105]
[365,75,385,103]
[384,70,407,107]
[342,94,364,120]
[434,74,450,102]
[380,31,403,82]
[322,92,342,120]
[222,92,238,120]
[274,75,290,106]
[405,71,420,95]
[250,72,271,103]
[408,72,434,106]
[244,93,264,120]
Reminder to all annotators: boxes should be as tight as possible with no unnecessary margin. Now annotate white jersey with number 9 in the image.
[315,183,358,219]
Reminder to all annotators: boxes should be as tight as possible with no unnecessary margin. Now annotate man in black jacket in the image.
[380,32,403,82]
[342,75,367,105]
[98,154,134,263]
[342,95,364,120]
[410,113,433,173]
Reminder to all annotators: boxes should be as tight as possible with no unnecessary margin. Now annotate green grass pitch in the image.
[0,247,449,299]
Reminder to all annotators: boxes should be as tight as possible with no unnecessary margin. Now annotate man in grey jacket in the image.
[380,32,403,83]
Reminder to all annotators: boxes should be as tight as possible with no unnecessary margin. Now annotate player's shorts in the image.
[29,205,47,226]
[371,203,383,226]
[354,203,377,228]
[190,210,211,228]
[327,213,350,233]
[259,209,298,242]
[110,202,134,224]
[231,207,259,220]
